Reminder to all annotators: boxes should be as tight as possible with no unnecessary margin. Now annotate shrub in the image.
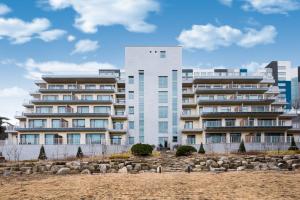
[38,145,47,160]
[76,146,83,159]
[288,136,299,151]
[176,145,197,157]
[238,140,246,153]
[109,152,131,159]
[198,143,205,154]
[131,144,153,156]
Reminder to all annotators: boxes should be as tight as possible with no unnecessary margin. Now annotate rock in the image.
[278,162,288,169]
[99,164,107,173]
[118,163,125,169]
[20,167,32,173]
[133,163,141,171]
[56,167,70,175]
[157,166,162,173]
[237,166,246,171]
[292,164,300,170]
[200,162,206,166]
[206,160,218,168]
[210,167,226,172]
[217,160,224,166]
[242,160,248,165]
[66,161,81,170]
[185,165,192,173]
[81,169,91,175]
[3,170,11,176]
[118,167,127,173]
[126,165,133,171]
[50,165,65,173]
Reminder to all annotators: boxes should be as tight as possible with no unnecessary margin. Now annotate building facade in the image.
[14,46,299,147]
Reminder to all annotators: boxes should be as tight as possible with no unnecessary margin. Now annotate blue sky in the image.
[0,0,300,123]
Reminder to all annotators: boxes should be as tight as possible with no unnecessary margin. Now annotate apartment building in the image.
[181,67,297,146]
[14,46,299,147]
[16,70,128,145]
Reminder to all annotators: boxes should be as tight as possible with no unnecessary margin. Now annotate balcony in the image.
[194,85,269,94]
[182,89,194,97]
[31,98,113,105]
[204,120,292,132]
[116,88,125,96]
[181,125,202,133]
[182,100,197,107]
[198,97,275,105]
[42,75,118,83]
[111,112,127,119]
[109,124,127,134]
[180,112,200,120]
[39,87,115,93]
[200,111,284,118]
[22,112,111,117]
[114,98,126,107]
[16,125,107,132]
[193,73,263,84]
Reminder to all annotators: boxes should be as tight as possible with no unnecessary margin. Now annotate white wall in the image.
[125,46,182,146]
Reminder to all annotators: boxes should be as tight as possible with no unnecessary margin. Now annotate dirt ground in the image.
[0,171,299,200]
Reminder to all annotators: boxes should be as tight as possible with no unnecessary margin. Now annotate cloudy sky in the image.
[0,0,300,123]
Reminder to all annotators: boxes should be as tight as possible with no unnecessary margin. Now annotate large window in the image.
[63,95,72,100]
[77,106,89,113]
[158,91,168,103]
[129,121,134,129]
[81,95,93,100]
[187,135,196,145]
[110,136,122,145]
[36,106,52,113]
[72,119,85,128]
[128,76,134,84]
[67,134,80,144]
[45,134,63,145]
[128,137,135,145]
[48,84,64,89]
[29,119,47,128]
[52,119,61,128]
[42,95,58,100]
[159,121,168,133]
[86,133,105,144]
[20,134,39,145]
[158,76,168,88]
[129,91,134,99]
[90,119,108,128]
[97,95,112,101]
[159,106,168,118]
[85,84,96,89]
[94,106,110,114]
[129,106,134,114]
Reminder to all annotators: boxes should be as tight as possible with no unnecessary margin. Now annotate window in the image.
[43,95,58,100]
[225,119,236,127]
[90,119,108,128]
[72,119,85,128]
[45,134,62,145]
[86,134,105,144]
[129,121,134,129]
[230,133,241,143]
[187,135,196,145]
[63,95,72,100]
[68,84,77,89]
[110,136,122,145]
[20,134,39,145]
[48,84,64,89]
[128,137,135,145]
[160,51,166,58]
[129,91,134,99]
[36,106,52,113]
[129,106,134,114]
[52,119,61,128]
[159,106,168,118]
[94,106,110,114]
[85,84,96,89]
[58,106,70,113]
[158,91,168,103]
[97,95,112,101]
[158,76,168,88]
[159,121,168,133]
[113,122,124,130]
[184,121,193,129]
[67,134,80,144]
[172,136,178,143]
[81,95,93,100]
[29,119,47,128]
[128,76,134,84]
[77,106,89,113]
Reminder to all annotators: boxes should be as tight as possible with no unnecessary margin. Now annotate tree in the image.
[0,116,9,140]
[38,145,47,160]
[288,136,299,151]
[292,98,300,114]
[76,146,83,159]
[198,143,205,154]
[238,140,246,153]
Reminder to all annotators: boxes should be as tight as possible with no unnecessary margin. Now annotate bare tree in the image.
[292,98,300,114]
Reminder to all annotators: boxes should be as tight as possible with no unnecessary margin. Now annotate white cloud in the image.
[21,58,116,80]
[242,0,300,14]
[0,4,11,15]
[0,86,28,98]
[67,35,75,42]
[47,0,159,33]
[38,29,66,42]
[177,24,277,51]
[72,39,99,54]
[238,25,277,47]
[219,0,233,6]
[241,61,268,72]
[0,17,66,44]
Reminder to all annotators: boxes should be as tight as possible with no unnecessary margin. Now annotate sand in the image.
[0,171,299,200]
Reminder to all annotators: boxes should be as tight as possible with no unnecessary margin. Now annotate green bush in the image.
[176,145,197,157]
[131,144,153,156]
[38,145,47,160]
[288,136,299,151]
[198,143,205,154]
[238,140,246,153]
[76,146,83,159]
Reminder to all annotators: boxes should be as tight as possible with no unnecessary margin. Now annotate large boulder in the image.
[50,165,65,173]
[56,167,71,175]
[81,169,91,175]
[99,164,107,173]
[118,167,128,173]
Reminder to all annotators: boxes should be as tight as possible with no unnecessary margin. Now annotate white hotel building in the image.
[13,46,300,147]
